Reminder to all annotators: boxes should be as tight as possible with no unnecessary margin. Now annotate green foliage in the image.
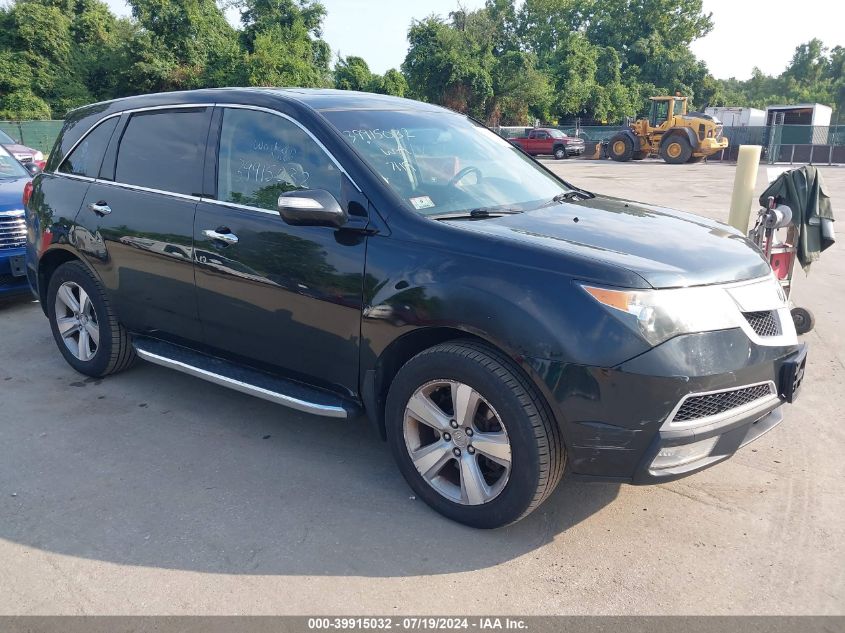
[334,55,373,91]
[713,40,844,118]
[0,0,332,119]
[0,0,839,126]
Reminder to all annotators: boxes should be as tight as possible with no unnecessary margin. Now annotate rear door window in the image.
[216,108,342,211]
[59,117,119,178]
[114,108,209,196]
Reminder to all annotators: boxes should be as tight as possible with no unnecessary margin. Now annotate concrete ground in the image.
[1,159,843,615]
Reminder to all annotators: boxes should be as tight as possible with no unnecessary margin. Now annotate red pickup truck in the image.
[509,128,585,159]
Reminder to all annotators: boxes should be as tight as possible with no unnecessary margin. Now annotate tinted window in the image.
[115,109,208,195]
[216,108,342,211]
[59,117,118,178]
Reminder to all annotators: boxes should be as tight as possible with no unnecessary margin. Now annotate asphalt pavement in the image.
[1,159,842,614]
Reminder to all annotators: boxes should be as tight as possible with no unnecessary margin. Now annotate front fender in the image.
[359,233,652,375]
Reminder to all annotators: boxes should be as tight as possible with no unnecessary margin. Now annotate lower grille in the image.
[744,310,780,337]
[0,213,26,250]
[673,383,774,423]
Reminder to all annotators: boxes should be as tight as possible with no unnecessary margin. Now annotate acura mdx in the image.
[25,89,807,528]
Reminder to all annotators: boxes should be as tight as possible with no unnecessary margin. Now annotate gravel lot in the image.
[1,159,843,615]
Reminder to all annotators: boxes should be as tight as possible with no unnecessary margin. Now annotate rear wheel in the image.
[660,137,693,164]
[386,341,565,528]
[47,261,136,377]
[608,134,634,162]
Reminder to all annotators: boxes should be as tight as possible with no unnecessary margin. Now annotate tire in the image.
[791,307,815,335]
[660,136,693,164]
[47,260,136,377]
[608,133,634,162]
[386,340,565,528]
[553,146,567,160]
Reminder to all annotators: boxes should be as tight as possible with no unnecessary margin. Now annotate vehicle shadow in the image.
[1,301,620,577]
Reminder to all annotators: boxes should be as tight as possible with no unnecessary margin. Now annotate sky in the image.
[102,0,844,80]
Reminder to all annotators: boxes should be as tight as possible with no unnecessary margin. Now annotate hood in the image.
[0,176,29,211]
[444,195,771,288]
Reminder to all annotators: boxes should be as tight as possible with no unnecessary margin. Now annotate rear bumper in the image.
[527,329,804,483]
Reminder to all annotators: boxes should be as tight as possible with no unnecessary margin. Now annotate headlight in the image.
[580,283,742,346]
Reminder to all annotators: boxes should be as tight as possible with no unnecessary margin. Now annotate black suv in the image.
[25,89,807,528]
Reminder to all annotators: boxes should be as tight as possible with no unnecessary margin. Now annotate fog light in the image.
[650,436,719,471]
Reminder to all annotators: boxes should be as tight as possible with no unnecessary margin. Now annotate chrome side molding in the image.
[134,345,349,419]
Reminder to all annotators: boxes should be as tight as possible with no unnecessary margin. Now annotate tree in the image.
[378,69,408,97]
[334,55,373,91]
[402,15,493,118]
[712,40,843,118]
[235,0,331,87]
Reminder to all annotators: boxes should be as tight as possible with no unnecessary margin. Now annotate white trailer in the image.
[765,104,832,127]
[704,106,766,127]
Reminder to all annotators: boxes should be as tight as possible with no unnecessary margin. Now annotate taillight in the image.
[23,181,33,207]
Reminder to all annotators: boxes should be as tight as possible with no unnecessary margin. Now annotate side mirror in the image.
[278,189,347,228]
[24,162,42,176]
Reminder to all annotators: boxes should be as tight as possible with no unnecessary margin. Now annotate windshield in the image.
[0,145,28,179]
[548,129,565,139]
[322,109,568,216]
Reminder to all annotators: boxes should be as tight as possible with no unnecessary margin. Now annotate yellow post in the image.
[728,145,762,234]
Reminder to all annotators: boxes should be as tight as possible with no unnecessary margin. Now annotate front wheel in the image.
[608,134,634,162]
[47,261,136,377]
[386,341,565,528]
[660,137,693,164]
[553,146,567,160]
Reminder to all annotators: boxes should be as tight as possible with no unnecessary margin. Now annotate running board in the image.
[132,337,357,419]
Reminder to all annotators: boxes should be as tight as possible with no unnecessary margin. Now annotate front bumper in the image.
[699,137,729,154]
[0,248,29,297]
[527,329,805,483]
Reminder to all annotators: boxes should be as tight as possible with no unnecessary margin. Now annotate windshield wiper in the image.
[430,207,523,220]
[533,189,593,210]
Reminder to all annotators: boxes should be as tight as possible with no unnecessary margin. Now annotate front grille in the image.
[744,310,780,337]
[673,384,774,423]
[0,213,26,250]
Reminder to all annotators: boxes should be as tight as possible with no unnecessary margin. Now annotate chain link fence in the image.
[4,119,844,164]
[0,120,64,154]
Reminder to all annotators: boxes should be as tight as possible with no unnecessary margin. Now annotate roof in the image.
[69,87,451,117]
[766,104,832,110]
[246,88,449,112]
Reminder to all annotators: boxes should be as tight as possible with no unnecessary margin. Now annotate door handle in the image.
[202,228,239,245]
[89,201,111,216]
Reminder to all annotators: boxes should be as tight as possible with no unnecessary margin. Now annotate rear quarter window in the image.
[114,108,209,196]
[59,117,119,178]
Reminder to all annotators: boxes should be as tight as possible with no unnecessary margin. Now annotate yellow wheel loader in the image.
[608,96,728,164]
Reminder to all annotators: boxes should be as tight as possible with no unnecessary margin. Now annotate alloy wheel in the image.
[403,380,512,505]
[54,281,100,362]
